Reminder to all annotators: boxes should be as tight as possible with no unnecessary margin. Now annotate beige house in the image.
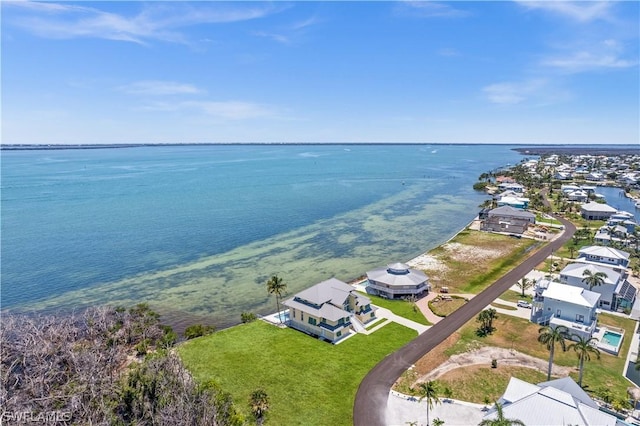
[283,278,376,343]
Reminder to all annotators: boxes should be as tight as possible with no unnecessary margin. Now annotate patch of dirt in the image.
[440,242,510,263]
[416,346,574,383]
[407,254,449,273]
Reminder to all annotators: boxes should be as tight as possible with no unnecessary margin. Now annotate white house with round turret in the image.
[366,262,430,299]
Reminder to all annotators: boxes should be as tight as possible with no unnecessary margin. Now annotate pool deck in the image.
[594,326,625,355]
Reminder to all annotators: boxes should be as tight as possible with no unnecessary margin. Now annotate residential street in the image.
[352,215,576,426]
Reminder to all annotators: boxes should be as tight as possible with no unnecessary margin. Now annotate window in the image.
[556,309,561,317]
[301,312,304,321]
[308,317,317,326]
[576,314,584,323]
[337,331,342,337]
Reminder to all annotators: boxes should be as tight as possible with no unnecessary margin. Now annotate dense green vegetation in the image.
[178,320,416,425]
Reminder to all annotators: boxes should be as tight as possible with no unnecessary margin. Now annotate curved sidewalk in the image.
[353,215,576,426]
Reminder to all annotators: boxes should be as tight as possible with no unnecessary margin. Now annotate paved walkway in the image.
[370,306,430,335]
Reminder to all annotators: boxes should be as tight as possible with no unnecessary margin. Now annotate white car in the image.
[517,300,532,309]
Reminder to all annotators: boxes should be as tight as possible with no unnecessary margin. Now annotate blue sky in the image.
[2,1,639,145]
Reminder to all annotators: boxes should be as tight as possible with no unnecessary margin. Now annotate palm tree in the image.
[515,277,532,298]
[581,269,607,291]
[477,401,525,426]
[538,325,569,381]
[414,380,440,426]
[477,308,499,335]
[266,275,287,324]
[249,388,270,425]
[568,336,600,387]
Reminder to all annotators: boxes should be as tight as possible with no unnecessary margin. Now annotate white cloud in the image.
[437,48,460,57]
[394,1,469,18]
[4,1,282,44]
[252,31,291,45]
[515,1,613,23]
[118,81,203,96]
[141,100,279,120]
[542,39,638,73]
[543,51,637,72]
[483,79,549,105]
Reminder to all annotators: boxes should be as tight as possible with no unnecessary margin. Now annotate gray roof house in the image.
[580,202,618,220]
[366,262,430,299]
[482,377,624,426]
[577,246,630,270]
[283,278,376,343]
[558,263,636,311]
[481,205,536,235]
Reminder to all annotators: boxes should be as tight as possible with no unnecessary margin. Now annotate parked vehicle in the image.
[517,300,532,309]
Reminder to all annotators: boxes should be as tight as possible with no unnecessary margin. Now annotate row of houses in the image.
[529,245,635,341]
[283,263,430,343]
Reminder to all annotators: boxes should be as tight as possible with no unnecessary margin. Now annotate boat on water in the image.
[635,202,640,209]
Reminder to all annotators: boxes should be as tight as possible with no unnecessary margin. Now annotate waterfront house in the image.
[530,281,599,340]
[577,246,630,271]
[554,171,572,180]
[482,377,620,426]
[283,278,376,343]
[496,195,530,209]
[566,189,589,202]
[481,205,535,235]
[580,202,618,220]
[558,263,636,311]
[497,182,525,193]
[366,262,430,299]
[586,172,605,182]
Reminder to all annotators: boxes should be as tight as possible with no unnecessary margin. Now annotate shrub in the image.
[184,324,216,339]
[241,312,257,323]
[473,181,489,191]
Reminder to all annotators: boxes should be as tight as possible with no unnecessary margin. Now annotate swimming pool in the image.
[602,331,623,347]
[597,329,624,355]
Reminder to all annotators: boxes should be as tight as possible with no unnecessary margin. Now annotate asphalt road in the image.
[353,215,576,426]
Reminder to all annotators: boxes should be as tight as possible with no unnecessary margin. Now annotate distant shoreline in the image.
[513,146,640,156]
[2,142,639,152]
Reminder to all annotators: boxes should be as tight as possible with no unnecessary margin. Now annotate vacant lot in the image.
[413,229,539,294]
[396,312,636,403]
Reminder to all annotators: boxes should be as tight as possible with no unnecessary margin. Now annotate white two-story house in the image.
[576,246,630,272]
[530,281,600,340]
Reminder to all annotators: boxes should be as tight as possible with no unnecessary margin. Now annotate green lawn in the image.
[362,293,430,325]
[178,320,416,425]
[499,289,533,304]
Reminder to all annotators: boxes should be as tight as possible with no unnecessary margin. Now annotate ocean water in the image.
[1,144,525,328]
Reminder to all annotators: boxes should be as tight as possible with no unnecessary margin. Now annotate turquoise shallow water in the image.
[1,144,526,327]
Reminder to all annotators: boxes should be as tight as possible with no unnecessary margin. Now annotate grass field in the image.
[429,296,467,317]
[363,293,430,325]
[178,320,416,425]
[499,289,533,303]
